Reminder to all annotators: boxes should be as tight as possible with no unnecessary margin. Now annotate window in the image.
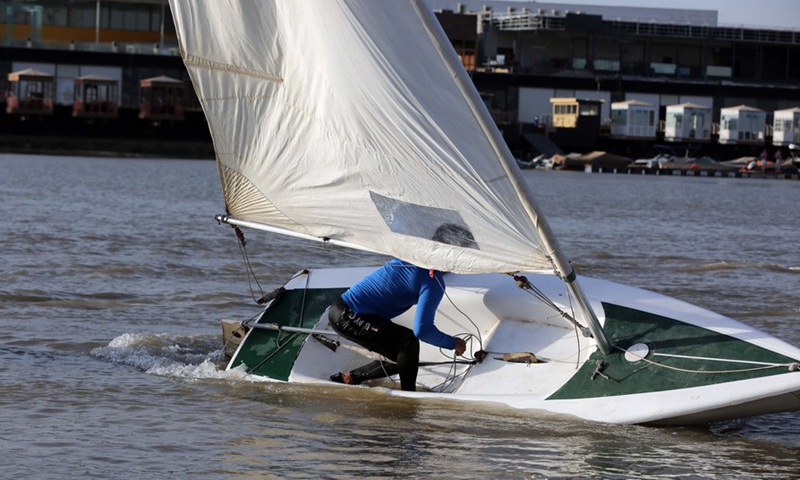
[667,113,683,129]
[100,5,110,29]
[632,109,641,126]
[68,6,95,28]
[43,6,68,26]
[124,7,137,30]
[110,6,124,30]
[692,113,705,129]
[151,7,162,32]
[611,109,627,126]
[136,8,150,31]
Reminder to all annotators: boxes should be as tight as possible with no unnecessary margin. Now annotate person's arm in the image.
[412,281,456,350]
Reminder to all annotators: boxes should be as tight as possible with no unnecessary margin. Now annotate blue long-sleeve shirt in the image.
[341,259,455,350]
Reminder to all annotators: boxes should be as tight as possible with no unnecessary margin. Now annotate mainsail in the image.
[169,0,556,273]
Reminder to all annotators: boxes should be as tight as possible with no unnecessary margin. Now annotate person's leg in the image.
[360,321,419,391]
[348,360,398,383]
[328,302,419,390]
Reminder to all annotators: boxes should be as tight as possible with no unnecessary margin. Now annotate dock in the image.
[591,166,800,180]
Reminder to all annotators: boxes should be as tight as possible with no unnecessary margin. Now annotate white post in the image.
[160,1,166,48]
[95,0,100,44]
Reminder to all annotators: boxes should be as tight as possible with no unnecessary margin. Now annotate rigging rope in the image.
[510,274,587,333]
[615,345,800,375]
[510,274,588,368]
[233,226,265,304]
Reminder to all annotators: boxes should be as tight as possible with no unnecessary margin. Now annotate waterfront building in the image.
[548,97,602,148]
[430,1,800,153]
[665,103,712,142]
[772,107,800,146]
[2,1,800,157]
[73,74,118,118]
[138,75,184,121]
[6,67,52,114]
[718,105,766,145]
[1,0,180,111]
[610,100,657,140]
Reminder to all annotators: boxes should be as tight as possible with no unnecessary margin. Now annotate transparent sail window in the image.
[370,191,478,249]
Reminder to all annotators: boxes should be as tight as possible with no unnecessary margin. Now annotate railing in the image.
[608,20,800,44]
[3,38,180,55]
[489,11,800,45]
[490,13,565,31]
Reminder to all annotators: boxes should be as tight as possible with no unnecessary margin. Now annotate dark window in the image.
[151,7,162,32]
[136,8,150,31]
[110,6,124,30]
[43,6,68,26]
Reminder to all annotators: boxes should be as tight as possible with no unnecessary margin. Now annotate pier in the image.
[591,166,800,180]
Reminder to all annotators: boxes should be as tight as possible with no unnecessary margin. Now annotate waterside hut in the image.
[73,75,119,118]
[139,76,185,121]
[548,97,603,149]
[718,105,766,145]
[664,102,712,142]
[610,100,657,139]
[772,107,800,146]
[5,68,54,115]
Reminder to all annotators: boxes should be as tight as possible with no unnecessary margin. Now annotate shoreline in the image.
[0,134,216,160]
[4,135,798,180]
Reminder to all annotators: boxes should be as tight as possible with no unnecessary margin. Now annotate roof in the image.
[550,97,604,104]
[75,74,117,83]
[720,104,764,113]
[8,68,53,81]
[612,100,654,108]
[775,107,800,114]
[140,75,184,86]
[667,102,711,110]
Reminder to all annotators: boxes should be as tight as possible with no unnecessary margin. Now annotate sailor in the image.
[328,224,473,391]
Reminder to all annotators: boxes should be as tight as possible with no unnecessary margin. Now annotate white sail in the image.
[169,0,560,275]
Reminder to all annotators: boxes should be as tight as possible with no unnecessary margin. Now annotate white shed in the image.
[610,100,657,139]
[772,107,800,146]
[718,105,766,144]
[664,102,712,142]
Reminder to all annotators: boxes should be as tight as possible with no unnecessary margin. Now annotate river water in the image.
[1,153,799,479]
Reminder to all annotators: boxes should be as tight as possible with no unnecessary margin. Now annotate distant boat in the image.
[169,0,800,425]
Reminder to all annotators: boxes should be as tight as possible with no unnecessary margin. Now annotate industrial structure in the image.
[2,0,800,158]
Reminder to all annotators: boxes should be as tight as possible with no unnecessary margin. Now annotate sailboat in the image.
[167,0,800,425]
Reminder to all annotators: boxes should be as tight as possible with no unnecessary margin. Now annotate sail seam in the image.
[198,94,276,103]
[183,53,284,83]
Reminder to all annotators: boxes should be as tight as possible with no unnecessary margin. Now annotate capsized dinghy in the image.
[168,0,800,425]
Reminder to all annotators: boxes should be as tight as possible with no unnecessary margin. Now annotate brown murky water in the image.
[2,153,799,479]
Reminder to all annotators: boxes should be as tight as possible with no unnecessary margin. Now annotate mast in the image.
[411,0,612,354]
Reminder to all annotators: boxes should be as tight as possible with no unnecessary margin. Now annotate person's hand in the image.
[454,337,466,356]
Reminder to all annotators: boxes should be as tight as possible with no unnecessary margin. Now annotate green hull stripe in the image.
[229,288,347,381]
[547,303,799,400]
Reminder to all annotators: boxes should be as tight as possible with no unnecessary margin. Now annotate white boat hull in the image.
[225,267,800,425]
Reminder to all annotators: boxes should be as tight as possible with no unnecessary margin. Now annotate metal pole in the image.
[249,323,336,336]
[6,5,13,46]
[160,1,165,48]
[215,214,381,255]
[95,0,100,43]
